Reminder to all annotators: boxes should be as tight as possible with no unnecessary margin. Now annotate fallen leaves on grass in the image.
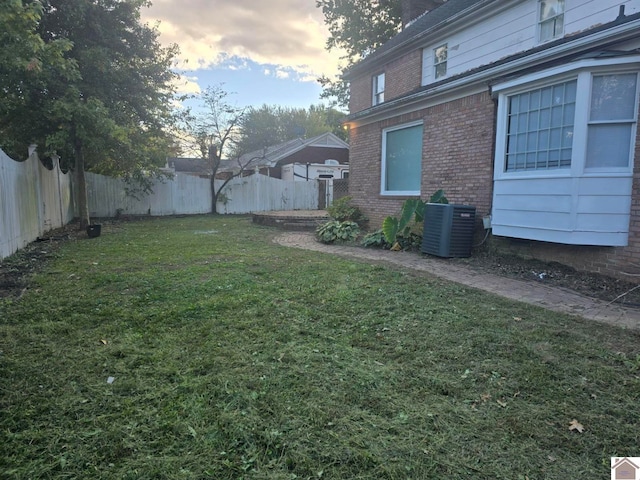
[568,419,584,433]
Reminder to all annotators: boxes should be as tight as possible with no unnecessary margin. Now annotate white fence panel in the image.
[87,172,211,217]
[0,148,73,260]
[2,154,319,260]
[216,175,318,214]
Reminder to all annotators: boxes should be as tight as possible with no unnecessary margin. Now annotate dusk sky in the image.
[141,0,346,110]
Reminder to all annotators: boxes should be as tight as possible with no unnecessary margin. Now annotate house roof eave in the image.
[346,13,640,127]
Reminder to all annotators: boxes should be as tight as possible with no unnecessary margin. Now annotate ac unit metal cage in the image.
[421,203,476,258]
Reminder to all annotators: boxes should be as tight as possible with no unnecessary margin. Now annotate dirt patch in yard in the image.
[450,248,640,308]
[0,224,82,299]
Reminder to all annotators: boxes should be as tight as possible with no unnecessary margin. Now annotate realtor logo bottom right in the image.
[612,458,640,480]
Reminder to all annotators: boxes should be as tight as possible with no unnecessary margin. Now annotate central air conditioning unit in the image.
[421,203,476,258]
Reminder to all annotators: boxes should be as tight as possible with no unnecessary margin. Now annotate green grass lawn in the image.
[1,215,639,479]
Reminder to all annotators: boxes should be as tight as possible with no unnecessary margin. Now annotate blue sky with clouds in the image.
[141,0,344,110]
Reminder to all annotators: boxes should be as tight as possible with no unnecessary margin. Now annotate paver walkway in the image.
[274,231,640,330]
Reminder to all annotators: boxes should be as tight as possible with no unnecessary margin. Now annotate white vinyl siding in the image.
[381,122,423,195]
[492,58,640,246]
[421,1,640,87]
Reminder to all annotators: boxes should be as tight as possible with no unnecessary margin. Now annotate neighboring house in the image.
[164,157,210,178]
[219,132,349,179]
[344,0,640,279]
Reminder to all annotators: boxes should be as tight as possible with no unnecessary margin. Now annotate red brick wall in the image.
[349,88,640,281]
[348,77,640,281]
[386,49,423,102]
[349,76,372,114]
[349,90,495,229]
[349,49,423,113]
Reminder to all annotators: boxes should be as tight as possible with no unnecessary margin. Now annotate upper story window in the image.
[434,44,448,79]
[373,72,385,105]
[539,0,564,42]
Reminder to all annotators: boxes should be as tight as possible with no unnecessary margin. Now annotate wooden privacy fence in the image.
[1,145,321,260]
[87,172,319,217]
[0,148,74,260]
[216,174,319,214]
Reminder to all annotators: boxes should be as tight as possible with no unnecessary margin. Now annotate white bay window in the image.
[493,58,640,246]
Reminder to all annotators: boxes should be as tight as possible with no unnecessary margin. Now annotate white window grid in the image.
[373,73,385,106]
[434,44,447,80]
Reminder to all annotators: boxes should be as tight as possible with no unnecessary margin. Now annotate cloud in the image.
[172,74,201,95]
[142,0,344,81]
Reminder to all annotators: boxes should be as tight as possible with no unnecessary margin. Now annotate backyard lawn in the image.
[1,215,639,479]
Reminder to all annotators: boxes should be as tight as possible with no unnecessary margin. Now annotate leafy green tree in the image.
[0,0,179,229]
[0,0,77,157]
[316,0,403,107]
[316,0,446,107]
[233,104,347,155]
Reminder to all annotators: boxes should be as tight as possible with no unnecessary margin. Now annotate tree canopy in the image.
[316,0,403,107]
[316,0,446,107]
[0,0,179,227]
[233,104,347,155]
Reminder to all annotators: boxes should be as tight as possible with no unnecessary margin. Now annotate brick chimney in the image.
[401,0,446,28]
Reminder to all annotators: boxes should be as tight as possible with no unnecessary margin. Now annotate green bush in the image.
[327,196,367,224]
[361,229,391,249]
[316,220,360,244]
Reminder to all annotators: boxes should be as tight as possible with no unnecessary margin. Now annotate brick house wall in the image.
[349,76,372,114]
[349,84,640,280]
[345,2,640,282]
[349,90,495,229]
[386,49,423,102]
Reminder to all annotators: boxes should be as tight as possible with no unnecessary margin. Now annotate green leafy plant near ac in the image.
[382,189,448,250]
[316,220,360,243]
[326,196,367,224]
[361,229,391,249]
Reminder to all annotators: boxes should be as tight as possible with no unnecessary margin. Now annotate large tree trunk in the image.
[210,175,218,214]
[74,141,90,229]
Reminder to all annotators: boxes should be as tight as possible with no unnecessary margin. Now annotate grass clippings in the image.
[1,215,639,479]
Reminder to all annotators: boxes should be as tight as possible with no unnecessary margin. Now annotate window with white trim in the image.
[505,79,576,171]
[500,70,639,174]
[373,72,385,106]
[434,44,447,79]
[381,122,423,195]
[539,0,564,42]
[586,73,638,169]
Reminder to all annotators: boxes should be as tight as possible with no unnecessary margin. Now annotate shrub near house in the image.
[344,0,640,280]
